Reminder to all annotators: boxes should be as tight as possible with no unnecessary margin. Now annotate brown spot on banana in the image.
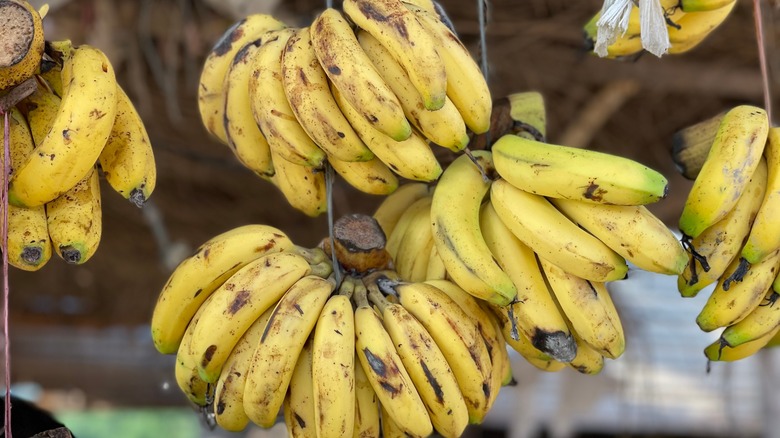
[213,19,247,56]
[228,290,251,314]
[201,345,218,368]
[583,181,605,202]
[419,360,444,403]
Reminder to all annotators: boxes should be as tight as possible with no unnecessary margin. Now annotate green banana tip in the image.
[60,244,85,265]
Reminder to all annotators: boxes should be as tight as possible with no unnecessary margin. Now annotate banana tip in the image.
[129,188,147,208]
[60,246,83,264]
[20,246,43,264]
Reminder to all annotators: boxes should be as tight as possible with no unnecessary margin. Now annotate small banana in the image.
[671,112,724,180]
[704,325,780,362]
[392,199,434,282]
[567,330,605,375]
[269,148,328,217]
[327,155,399,196]
[353,356,381,438]
[284,337,318,438]
[425,245,447,281]
[719,287,780,349]
[668,1,736,44]
[174,293,216,407]
[385,196,432,260]
[372,182,433,238]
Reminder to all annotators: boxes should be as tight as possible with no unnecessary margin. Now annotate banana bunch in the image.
[583,0,737,59]
[672,105,780,363]
[0,40,156,269]
[196,0,491,216]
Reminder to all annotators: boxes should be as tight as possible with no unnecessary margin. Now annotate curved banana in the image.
[281,27,374,163]
[46,166,102,264]
[388,279,493,424]
[150,224,295,354]
[425,245,447,280]
[430,151,517,305]
[243,275,336,428]
[704,325,780,362]
[385,196,432,259]
[567,330,605,375]
[540,259,625,359]
[668,1,736,44]
[479,202,576,362]
[331,84,441,182]
[551,198,688,275]
[381,404,412,438]
[353,356,381,438]
[99,85,156,206]
[719,287,779,349]
[392,199,434,282]
[174,293,216,407]
[328,155,399,196]
[213,306,273,432]
[248,28,326,168]
[222,37,275,178]
[507,91,547,140]
[269,148,328,217]
[369,289,468,438]
[671,111,725,180]
[9,44,118,208]
[0,0,44,91]
[372,182,434,238]
[284,337,317,438]
[197,14,287,144]
[679,105,769,239]
[352,285,432,437]
[490,178,628,282]
[486,303,567,372]
[343,0,446,111]
[310,8,411,141]
[677,158,767,297]
[312,292,356,438]
[492,134,668,205]
[191,251,316,383]
[357,30,468,151]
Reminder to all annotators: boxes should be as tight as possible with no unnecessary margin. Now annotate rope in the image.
[753,0,773,123]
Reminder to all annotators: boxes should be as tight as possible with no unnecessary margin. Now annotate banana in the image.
[197,14,287,144]
[385,195,432,260]
[679,105,769,239]
[312,291,356,438]
[248,28,326,168]
[508,91,547,140]
[696,250,780,332]
[406,3,492,134]
[269,147,328,217]
[679,0,736,12]
[387,279,493,424]
[353,355,381,438]
[222,37,275,178]
[2,106,51,271]
[281,27,374,163]
[425,245,447,281]
[45,166,102,264]
[39,58,63,97]
[357,30,468,151]
[550,198,688,275]
[677,158,767,297]
[284,337,317,438]
[243,275,336,428]
[492,134,668,205]
[99,85,157,206]
[372,182,433,238]
[150,224,294,354]
[567,330,605,375]
[490,179,628,282]
[343,0,446,111]
[310,8,411,141]
[191,251,318,383]
[704,325,780,362]
[9,44,118,208]
[213,306,273,431]
[381,404,411,438]
[174,293,216,407]
[668,1,736,44]
[328,155,399,196]
[484,308,514,385]
[331,84,441,182]
[368,288,468,438]
[487,303,567,372]
[430,151,517,305]
[539,258,625,359]
[671,112,724,180]
[479,201,576,362]
[351,284,432,437]
[719,288,779,348]
[0,0,44,91]
[393,199,434,282]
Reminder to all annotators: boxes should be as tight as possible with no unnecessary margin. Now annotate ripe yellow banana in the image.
[99,85,156,206]
[430,151,517,305]
[191,251,316,383]
[45,166,102,264]
[508,91,547,140]
[269,147,328,217]
[353,355,381,438]
[551,198,688,275]
[679,105,769,239]
[243,275,336,428]
[197,14,287,144]
[490,179,628,282]
[677,158,767,297]
[567,330,605,375]
[174,293,215,407]
[671,111,724,180]
[39,58,63,97]
[492,134,668,205]
[388,280,493,424]
[150,224,294,354]
[248,28,326,168]
[540,259,625,359]
[357,30,468,151]
[213,306,273,432]
[381,404,413,438]
[312,292,356,438]
[9,44,118,208]
[479,201,576,362]
[385,195,432,259]
[372,182,433,238]
[281,27,374,163]
[368,288,468,438]
[310,8,411,141]
[0,0,44,91]
[719,287,779,349]
[352,285,432,437]
[392,200,434,282]
[696,250,780,332]
[284,337,317,438]
[425,245,447,281]
[328,155,399,195]
[331,84,441,182]
[486,303,567,372]
[705,325,780,362]
[668,1,736,44]
[222,37,275,178]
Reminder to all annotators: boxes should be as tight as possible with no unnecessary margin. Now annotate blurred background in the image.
[4,0,780,436]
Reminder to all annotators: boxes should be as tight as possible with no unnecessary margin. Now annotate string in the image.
[477,0,489,78]
[326,0,333,9]
[753,0,772,123]
[2,110,11,438]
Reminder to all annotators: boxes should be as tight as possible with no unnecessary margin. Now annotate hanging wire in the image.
[477,0,489,80]
[2,110,11,438]
[753,0,773,123]
[326,0,334,9]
